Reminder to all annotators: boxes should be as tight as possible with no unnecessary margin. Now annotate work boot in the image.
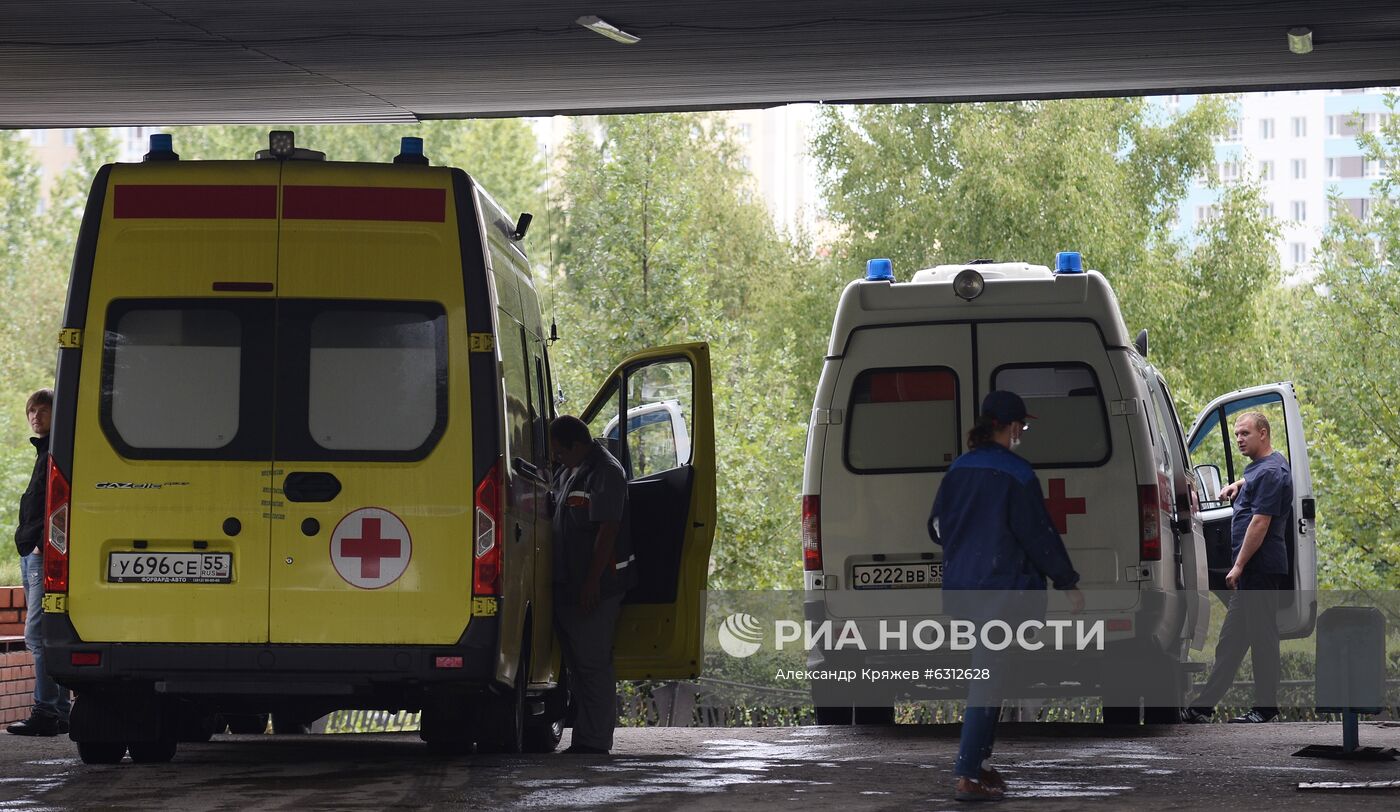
[7,714,60,737]
[954,776,1004,802]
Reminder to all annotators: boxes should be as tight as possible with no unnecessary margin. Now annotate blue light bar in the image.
[1055,251,1084,274]
[865,258,894,281]
[400,137,423,156]
[142,133,178,162]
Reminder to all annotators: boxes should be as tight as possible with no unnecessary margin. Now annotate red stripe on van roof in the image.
[867,370,956,403]
[113,185,277,219]
[282,186,447,222]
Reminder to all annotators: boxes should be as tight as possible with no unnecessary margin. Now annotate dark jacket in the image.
[550,440,637,603]
[15,435,49,557]
[928,443,1079,622]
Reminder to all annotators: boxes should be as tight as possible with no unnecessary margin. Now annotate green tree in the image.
[550,114,814,589]
[1286,94,1400,589]
[811,97,1283,414]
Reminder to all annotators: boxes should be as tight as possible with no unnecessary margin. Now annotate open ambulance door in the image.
[1185,382,1317,639]
[579,343,716,679]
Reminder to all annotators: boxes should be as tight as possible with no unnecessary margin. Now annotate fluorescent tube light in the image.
[576,15,640,45]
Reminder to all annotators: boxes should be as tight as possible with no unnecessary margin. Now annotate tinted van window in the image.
[306,308,443,452]
[102,302,271,458]
[993,364,1110,466]
[846,367,959,472]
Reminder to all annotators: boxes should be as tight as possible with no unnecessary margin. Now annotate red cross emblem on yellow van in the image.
[1044,478,1087,534]
[330,508,413,589]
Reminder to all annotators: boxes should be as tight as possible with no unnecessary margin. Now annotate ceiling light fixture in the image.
[1288,26,1313,55]
[576,15,640,45]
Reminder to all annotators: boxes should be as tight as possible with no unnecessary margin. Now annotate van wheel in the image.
[223,713,269,735]
[814,706,853,725]
[523,718,564,753]
[1101,704,1139,725]
[77,742,127,765]
[478,669,526,754]
[271,713,313,735]
[853,706,896,725]
[128,740,177,763]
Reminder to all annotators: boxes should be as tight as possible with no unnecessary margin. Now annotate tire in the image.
[271,713,312,735]
[814,706,853,725]
[523,718,564,754]
[853,706,896,725]
[477,669,526,754]
[1101,704,1139,725]
[128,740,178,764]
[77,741,127,765]
[223,713,269,735]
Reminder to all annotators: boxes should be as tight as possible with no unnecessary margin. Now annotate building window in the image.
[1291,117,1307,138]
[1224,120,1242,141]
[1291,159,1307,179]
[1342,198,1373,220]
[737,123,752,141]
[1327,156,1367,179]
[1259,118,1275,139]
[1328,115,1364,137]
[30,130,47,147]
[1196,204,1221,223]
[1261,202,1275,218]
[63,129,76,147]
[1219,162,1241,181]
[1291,201,1306,222]
[1259,160,1274,180]
[1290,243,1308,266]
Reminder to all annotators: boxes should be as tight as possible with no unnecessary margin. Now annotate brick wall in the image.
[0,586,34,724]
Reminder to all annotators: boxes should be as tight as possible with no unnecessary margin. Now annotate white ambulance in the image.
[801,254,1316,724]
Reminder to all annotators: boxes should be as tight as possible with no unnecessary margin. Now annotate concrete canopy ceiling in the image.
[2,1,1399,127]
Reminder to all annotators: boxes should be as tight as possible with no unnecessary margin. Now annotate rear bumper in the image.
[44,611,499,701]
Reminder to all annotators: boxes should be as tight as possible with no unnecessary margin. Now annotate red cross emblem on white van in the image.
[330,508,412,589]
[1043,478,1087,534]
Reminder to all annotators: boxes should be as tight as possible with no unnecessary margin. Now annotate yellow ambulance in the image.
[42,132,716,764]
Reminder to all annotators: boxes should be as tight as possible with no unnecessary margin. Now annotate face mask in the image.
[1010,436,1022,450]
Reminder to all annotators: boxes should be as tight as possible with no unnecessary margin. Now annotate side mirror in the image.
[1194,464,1223,502]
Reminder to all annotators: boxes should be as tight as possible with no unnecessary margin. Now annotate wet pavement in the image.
[0,722,1398,809]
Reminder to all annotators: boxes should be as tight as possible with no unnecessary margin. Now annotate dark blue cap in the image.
[981,390,1036,424]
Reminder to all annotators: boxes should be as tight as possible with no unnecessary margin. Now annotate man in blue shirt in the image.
[1183,411,1292,724]
[928,391,1082,801]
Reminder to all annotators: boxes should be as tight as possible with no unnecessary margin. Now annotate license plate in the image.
[851,561,943,590]
[108,552,233,584]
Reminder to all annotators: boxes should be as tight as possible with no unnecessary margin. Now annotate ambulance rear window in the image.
[846,367,960,473]
[992,364,1110,467]
[303,307,445,454]
[103,305,251,454]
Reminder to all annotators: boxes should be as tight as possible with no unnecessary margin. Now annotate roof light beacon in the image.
[865,258,894,282]
[394,136,430,165]
[143,133,178,162]
[1055,251,1085,274]
[255,130,326,162]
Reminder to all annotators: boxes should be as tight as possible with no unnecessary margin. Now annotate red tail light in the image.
[45,458,70,593]
[473,458,503,596]
[801,495,823,571]
[1138,484,1161,561]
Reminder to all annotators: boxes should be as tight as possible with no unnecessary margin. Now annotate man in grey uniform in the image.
[549,415,637,755]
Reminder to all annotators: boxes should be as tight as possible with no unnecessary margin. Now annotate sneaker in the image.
[6,715,61,737]
[1180,707,1213,724]
[954,776,1004,802]
[1228,709,1277,723]
[562,743,610,755]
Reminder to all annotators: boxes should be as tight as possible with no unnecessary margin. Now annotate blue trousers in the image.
[955,644,1005,779]
[21,551,71,720]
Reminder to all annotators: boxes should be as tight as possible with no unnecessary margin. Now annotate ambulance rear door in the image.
[68,162,279,644]
[976,321,1140,613]
[267,162,473,645]
[578,344,715,679]
[1186,382,1316,638]
[819,323,975,621]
